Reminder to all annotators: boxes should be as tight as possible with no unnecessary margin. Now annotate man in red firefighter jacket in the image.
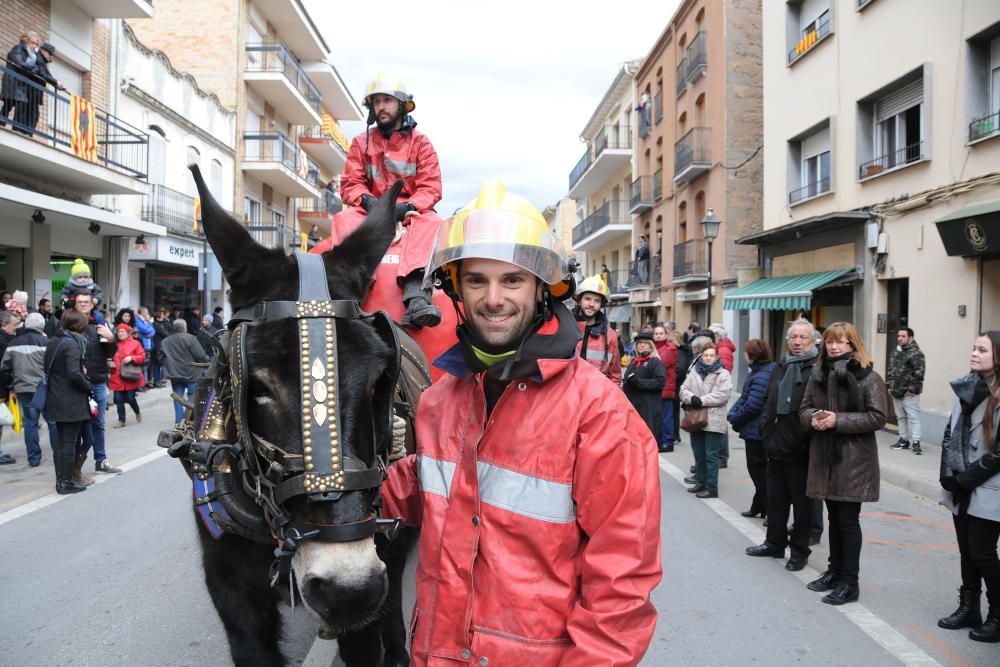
[310,73,442,329]
[571,275,622,384]
[382,181,662,666]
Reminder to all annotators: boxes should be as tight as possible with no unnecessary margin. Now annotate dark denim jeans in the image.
[659,399,675,445]
[80,382,108,462]
[16,391,57,466]
[170,380,196,424]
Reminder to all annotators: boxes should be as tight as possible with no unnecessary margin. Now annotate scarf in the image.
[814,351,873,466]
[776,346,819,415]
[65,330,88,358]
[695,357,722,379]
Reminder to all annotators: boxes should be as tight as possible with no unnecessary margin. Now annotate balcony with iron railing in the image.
[685,31,707,83]
[141,184,202,237]
[788,11,832,65]
[242,132,322,197]
[571,200,631,251]
[673,239,708,282]
[248,221,295,250]
[676,57,688,97]
[629,254,661,288]
[299,125,349,173]
[295,191,343,235]
[858,140,926,180]
[969,111,1000,143]
[603,268,631,296]
[674,127,711,183]
[629,176,654,214]
[789,177,831,205]
[0,57,148,194]
[245,42,322,124]
[567,125,633,198]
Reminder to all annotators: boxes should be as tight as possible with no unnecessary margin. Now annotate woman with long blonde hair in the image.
[799,322,886,605]
[938,331,1000,642]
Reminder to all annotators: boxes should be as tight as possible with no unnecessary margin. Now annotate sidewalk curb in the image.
[879,460,940,503]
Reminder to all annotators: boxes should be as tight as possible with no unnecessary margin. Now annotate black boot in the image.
[400,271,441,330]
[969,613,1000,643]
[54,452,86,495]
[912,441,922,455]
[938,588,982,629]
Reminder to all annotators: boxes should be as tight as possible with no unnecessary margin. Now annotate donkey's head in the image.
[191,165,402,633]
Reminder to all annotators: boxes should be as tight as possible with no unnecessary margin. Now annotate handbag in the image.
[0,399,14,427]
[120,362,142,382]
[30,339,65,412]
[680,407,709,432]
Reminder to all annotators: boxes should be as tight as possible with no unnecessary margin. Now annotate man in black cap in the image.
[24,42,65,135]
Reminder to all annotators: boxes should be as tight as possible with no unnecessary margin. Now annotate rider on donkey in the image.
[310,72,442,330]
[381,181,662,666]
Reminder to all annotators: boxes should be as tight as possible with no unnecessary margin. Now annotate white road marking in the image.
[659,456,942,667]
[0,449,168,528]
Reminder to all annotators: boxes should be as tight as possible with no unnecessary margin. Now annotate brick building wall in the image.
[0,0,50,60]
[84,19,109,109]
[723,0,764,274]
[127,0,242,108]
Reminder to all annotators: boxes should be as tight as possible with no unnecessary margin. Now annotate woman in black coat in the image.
[728,339,776,518]
[623,332,667,446]
[44,309,92,495]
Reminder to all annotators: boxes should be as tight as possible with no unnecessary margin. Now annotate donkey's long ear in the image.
[322,180,404,299]
[188,164,272,285]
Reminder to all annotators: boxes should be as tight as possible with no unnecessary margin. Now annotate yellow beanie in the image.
[71,258,92,278]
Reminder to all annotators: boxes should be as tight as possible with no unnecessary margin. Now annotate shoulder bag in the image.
[119,361,142,382]
[680,373,717,432]
[30,339,66,412]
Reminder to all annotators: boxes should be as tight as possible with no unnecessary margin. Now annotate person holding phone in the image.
[799,322,886,605]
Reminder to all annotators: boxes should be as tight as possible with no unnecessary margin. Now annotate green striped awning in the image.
[723,268,854,311]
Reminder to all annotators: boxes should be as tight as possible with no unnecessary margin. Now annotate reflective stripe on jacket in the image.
[340,126,442,212]
[382,347,662,666]
[575,320,621,385]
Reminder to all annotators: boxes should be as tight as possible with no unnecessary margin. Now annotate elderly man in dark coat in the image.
[1,31,39,131]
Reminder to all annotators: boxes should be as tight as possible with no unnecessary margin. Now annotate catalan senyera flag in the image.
[321,113,350,151]
[300,232,308,252]
[70,94,97,162]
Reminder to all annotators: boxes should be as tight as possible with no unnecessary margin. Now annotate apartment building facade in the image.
[567,60,641,334]
[632,0,763,359]
[0,0,162,308]
[737,0,1000,438]
[114,22,237,315]
[128,0,361,254]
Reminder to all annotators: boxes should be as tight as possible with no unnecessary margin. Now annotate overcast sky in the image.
[304,0,681,215]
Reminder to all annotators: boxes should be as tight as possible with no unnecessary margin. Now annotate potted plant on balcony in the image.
[865,164,884,178]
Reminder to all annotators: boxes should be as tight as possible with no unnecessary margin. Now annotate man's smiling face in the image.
[459,258,542,349]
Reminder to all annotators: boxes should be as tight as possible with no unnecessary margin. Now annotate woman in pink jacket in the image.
[108,323,145,427]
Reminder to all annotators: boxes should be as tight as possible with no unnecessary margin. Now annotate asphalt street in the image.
[0,390,996,666]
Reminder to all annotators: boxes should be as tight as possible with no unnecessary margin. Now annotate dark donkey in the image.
[163,166,424,666]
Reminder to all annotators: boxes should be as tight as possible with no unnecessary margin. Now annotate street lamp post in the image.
[700,208,721,322]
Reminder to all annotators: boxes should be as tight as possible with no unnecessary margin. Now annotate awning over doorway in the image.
[606,305,632,323]
[934,199,1000,257]
[723,268,853,311]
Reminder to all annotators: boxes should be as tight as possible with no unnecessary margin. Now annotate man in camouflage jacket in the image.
[887,327,926,454]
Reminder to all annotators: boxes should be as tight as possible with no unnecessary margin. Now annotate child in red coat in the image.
[108,323,145,427]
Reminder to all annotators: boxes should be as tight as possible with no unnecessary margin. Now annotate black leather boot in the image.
[969,613,1000,643]
[55,453,86,495]
[937,587,982,629]
[400,271,441,330]
[821,582,859,605]
[807,570,839,592]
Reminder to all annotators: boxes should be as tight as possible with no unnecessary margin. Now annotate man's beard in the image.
[466,306,538,351]
[376,108,403,134]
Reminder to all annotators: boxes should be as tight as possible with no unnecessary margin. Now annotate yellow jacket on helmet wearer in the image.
[424,180,572,298]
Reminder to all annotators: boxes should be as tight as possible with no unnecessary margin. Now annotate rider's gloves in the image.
[394,202,417,222]
[359,194,377,212]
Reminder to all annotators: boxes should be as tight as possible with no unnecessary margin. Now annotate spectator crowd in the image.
[0,260,217,496]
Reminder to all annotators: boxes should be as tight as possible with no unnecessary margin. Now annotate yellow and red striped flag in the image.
[70,94,97,162]
[193,198,202,233]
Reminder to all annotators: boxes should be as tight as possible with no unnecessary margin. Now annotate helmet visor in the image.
[423,209,568,288]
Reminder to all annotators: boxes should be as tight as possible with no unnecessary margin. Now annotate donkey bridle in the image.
[199,253,402,552]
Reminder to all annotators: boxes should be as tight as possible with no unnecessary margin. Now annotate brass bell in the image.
[202,407,230,442]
